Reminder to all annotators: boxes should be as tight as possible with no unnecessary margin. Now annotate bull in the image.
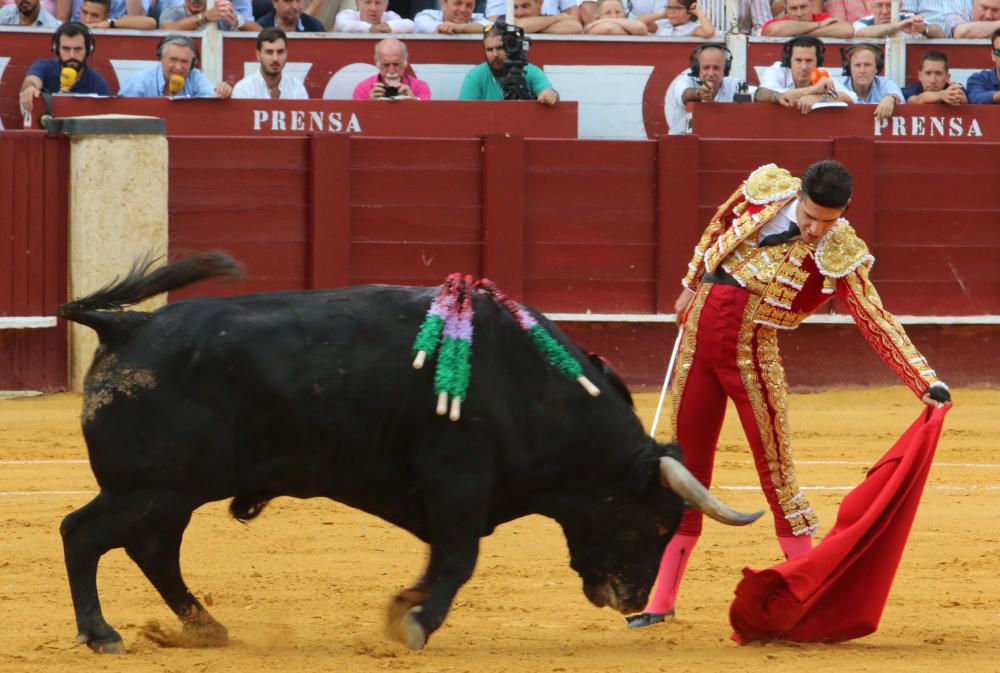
[57,253,761,653]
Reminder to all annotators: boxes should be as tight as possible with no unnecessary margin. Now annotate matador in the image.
[626,160,951,629]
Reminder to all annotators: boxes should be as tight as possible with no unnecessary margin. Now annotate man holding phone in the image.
[352,38,432,100]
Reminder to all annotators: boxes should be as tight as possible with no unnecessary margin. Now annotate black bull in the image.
[57,253,761,653]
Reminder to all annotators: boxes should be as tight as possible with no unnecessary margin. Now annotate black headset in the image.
[51,22,95,56]
[840,43,885,76]
[781,35,826,68]
[689,43,733,78]
[156,35,200,69]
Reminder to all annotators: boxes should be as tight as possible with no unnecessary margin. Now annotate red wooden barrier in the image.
[34,98,579,138]
[0,131,68,391]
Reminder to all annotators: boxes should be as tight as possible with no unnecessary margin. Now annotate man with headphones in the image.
[18,22,110,117]
[665,44,755,135]
[755,35,856,113]
[119,35,233,98]
[839,42,904,120]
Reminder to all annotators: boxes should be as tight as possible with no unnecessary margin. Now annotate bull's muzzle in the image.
[659,456,764,526]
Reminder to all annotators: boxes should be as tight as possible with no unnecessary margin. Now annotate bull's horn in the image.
[659,456,763,526]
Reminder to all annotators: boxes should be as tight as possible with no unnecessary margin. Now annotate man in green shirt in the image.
[458,28,560,104]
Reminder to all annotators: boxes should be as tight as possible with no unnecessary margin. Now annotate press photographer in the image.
[353,38,432,100]
[458,20,560,105]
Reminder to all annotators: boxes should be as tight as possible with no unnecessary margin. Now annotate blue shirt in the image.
[966,68,1000,105]
[71,0,151,20]
[256,10,325,30]
[839,75,905,104]
[157,0,254,21]
[26,58,111,96]
[118,64,216,97]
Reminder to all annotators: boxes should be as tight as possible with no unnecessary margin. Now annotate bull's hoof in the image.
[77,625,125,654]
[78,633,126,654]
[398,608,427,651]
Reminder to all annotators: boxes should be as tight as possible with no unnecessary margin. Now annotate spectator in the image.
[79,0,155,26]
[854,0,944,36]
[458,23,559,104]
[735,0,774,35]
[65,0,153,22]
[19,22,109,117]
[902,0,969,36]
[1,0,57,18]
[665,44,754,134]
[645,0,715,36]
[966,27,1000,103]
[761,0,853,36]
[903,50,967,105]
[949,0,1000,38]
[258,0,325,29]
[334,0,414,31]
[232,27,308,98]
[160,0,261,30]
[119,34,233,98]
[414,0,490,33]
[756,35,857,112]
[823,0,869,22]
[0,0,61,25]
[839,43,903,120]
[486,0,579,23]
[352,37,431,99]
[584,0,648,34]
[497,0,582,34]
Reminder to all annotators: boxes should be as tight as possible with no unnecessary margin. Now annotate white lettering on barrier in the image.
[251,109,362,133]
[876,115,983,138]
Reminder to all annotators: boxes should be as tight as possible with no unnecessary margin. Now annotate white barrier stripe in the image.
[0,490,95,496]
[725,460,1000,469]
[0,460,90,465]
[716,485,1000,492]
[3,485,1000,497]
[5,458,1000,469]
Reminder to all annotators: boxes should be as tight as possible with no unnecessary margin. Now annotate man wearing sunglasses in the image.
[966,27,1000,103]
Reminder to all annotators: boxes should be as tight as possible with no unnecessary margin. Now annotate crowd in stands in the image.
[8,0,1000,114]
[3,0,995,38]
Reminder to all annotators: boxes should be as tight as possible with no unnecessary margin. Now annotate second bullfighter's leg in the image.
[62,489,224,652]
[124,508,228,646]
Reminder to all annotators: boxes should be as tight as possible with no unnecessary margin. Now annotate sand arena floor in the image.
[0,387,997,673]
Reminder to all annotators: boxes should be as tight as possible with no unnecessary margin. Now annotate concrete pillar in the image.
[47,115,168,391]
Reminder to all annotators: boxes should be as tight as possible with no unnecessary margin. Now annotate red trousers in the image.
[672,283,818,538]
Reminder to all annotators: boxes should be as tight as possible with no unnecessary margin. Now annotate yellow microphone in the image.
[59,67,78,92]
[168,74,185,96]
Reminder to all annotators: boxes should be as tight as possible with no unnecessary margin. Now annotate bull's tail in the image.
[58,252,243,335]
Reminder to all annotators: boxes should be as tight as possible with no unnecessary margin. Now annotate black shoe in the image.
[625,609,675,629]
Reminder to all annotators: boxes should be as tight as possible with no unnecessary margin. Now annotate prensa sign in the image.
[875,115,984,138]
[252,109,363,133]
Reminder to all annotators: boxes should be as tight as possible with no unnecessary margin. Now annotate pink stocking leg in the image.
[778,534,813,560]
[644,533,699,614]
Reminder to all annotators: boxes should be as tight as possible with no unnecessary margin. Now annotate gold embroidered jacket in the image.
[680,164,942,398]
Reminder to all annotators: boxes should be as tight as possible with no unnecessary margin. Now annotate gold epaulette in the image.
[815,221,874,278]
[742,164,800,205]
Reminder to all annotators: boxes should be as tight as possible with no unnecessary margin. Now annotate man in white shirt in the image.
[665,44,754,134]
[853,0,944,37]
[414,0,491,33]
[755,34,857,114]
[334,0,414,32]
[232,28,310,99]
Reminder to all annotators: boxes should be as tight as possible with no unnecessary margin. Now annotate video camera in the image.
[489,18,534,101]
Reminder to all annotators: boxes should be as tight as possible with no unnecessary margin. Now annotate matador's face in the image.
[796,193,847,244]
